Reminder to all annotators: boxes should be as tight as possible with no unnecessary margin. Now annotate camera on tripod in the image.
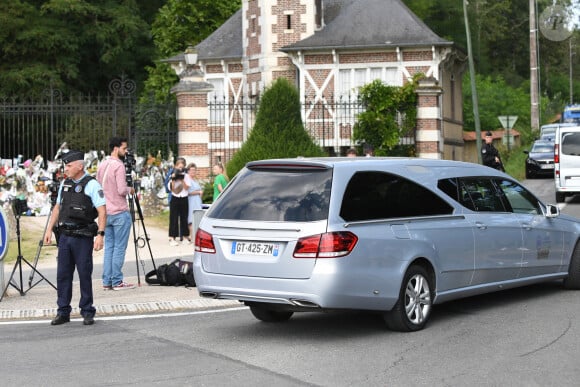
[123,150,136,187]
[47,172,61,207]
[11,198,29,218]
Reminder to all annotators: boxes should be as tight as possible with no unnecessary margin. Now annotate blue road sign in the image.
[0,208,9,261]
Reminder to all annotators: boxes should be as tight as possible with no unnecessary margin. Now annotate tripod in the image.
[1,209,57,302]
[128,189,157,286]
[28,204,58,287]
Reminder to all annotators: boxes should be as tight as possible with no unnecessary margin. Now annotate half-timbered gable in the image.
[168,0,466,179]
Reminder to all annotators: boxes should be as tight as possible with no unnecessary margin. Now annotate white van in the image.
[554,124,580,202]
[540,123,575,141]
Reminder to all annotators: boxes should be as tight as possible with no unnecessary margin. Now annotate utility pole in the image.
[464,0,482,164]
[530,0,540,132]
[571,37,575,104]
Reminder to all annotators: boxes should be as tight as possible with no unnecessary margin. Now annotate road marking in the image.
[0,306,247,326]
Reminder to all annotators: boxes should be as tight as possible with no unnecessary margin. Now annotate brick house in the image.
[166,0,467,179]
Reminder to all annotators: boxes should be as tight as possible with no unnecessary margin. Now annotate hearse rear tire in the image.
[384,265,433,332]
[249,305,294,322]
[556,192,566,203]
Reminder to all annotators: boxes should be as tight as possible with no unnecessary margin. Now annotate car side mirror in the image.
[545,204,560,218]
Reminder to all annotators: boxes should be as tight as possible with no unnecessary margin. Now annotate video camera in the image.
[171,169,186,180]
[123,150,136,187]
[11,198,29,218]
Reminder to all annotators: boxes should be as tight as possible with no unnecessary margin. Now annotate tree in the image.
[226,78,325,178]
[0,0,157,96]
[352,77,420,156]
[143,0,241,102]
[462,73,546,144]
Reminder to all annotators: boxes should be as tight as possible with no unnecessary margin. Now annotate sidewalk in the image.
[0,216,239,321]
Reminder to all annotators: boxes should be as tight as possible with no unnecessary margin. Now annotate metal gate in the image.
[0,76,177,164]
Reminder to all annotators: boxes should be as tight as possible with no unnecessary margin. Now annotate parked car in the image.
[194,158,580,332]
[540,124,557,141]
[524,140,555,178]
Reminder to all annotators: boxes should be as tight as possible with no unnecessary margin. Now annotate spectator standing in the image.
[96,137,135,291]
[213,163,229,202]
[481,131,504,171]
[43,150,106,326]
[185,163,203,239]
[168,158,189,245]
[164,156,186,204]
[346,148,357,157]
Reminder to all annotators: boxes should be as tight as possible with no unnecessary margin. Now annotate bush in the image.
[226,78,324,177]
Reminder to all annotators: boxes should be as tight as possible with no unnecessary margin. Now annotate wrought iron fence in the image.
[0,77,177,165]
[207,95,415,164]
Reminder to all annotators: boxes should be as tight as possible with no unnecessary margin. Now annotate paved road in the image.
[1,176,580,386]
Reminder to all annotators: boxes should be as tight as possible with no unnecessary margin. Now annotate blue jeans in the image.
[102,211,132,286]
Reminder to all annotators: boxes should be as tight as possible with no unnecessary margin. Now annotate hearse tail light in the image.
[294,232,358,258]
[554,144,559,163]
[195,229,216,254]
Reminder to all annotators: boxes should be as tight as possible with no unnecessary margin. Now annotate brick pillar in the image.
[415,77,443,159]
[171,67,214,180]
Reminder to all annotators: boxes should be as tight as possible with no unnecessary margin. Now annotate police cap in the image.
[61,150,84,164]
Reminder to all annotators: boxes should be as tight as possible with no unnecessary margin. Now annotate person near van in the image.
[96,137,135,291]
[481,131,504,171]
[168,157,189,245]
[43,150,106,326]
[185,163,203,239]
[213,163,229,202]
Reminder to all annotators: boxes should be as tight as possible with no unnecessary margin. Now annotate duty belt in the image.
[58,223,86,230]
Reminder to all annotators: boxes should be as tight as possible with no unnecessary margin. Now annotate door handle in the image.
[475,222,487,230]
[521,223,532,230]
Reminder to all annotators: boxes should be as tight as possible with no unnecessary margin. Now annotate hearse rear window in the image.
[206,167,332,222]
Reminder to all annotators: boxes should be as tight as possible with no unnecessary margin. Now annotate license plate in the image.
[232,241,280,256]
[541,164,554,169]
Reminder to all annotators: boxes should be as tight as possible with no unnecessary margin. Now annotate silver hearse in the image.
[194,158,580,331]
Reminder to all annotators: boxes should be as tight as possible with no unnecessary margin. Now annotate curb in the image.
[0,298,241,321]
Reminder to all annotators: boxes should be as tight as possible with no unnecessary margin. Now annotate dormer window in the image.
[315,0,323,29]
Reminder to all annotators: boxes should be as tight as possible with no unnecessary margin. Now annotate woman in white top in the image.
[185,163,203,240]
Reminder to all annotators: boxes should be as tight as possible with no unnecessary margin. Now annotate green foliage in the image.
[0,0,157,96]
[462,73,542,144]
[142,0,241,103]
[226,78,325,178]
[352,77,419,156]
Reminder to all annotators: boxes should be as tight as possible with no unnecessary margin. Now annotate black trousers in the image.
[169,196,189,239]
[56,234,95,317]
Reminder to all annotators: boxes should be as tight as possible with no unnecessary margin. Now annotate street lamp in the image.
[184,46,198,66]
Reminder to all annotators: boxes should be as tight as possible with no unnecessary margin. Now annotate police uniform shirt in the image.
[57,172,106,209]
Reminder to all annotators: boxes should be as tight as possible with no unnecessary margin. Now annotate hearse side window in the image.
[458,178,507,212]
[440,177,511,212]
[495,179,541,214]
[340,171,453,221]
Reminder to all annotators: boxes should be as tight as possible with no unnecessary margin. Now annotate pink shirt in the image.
[96,157,132,215]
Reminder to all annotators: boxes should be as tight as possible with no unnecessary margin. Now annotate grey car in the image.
[194,158,580,331]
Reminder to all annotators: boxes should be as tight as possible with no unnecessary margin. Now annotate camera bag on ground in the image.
[145,259,195,287]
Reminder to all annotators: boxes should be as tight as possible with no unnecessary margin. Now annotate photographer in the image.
[167,157,189,246]
[96,137,135,291]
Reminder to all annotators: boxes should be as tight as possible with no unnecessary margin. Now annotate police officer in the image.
[44,150,106,326]
[481,131,504,171]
